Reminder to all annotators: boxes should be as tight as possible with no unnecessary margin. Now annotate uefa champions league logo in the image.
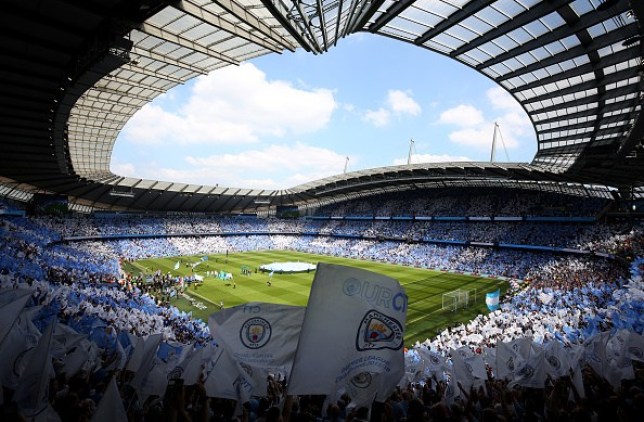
[240,317,272,349]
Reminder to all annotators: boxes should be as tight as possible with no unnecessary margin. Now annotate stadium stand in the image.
[1,202,643,420]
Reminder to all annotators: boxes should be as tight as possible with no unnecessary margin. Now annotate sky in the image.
[111,32,537,190]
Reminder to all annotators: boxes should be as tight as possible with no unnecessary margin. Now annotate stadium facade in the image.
[0,0,643,213]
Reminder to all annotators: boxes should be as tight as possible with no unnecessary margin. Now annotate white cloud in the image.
[387,90,421,116]
[393,153,472,165]
[438,104,484,127]
[486,86,523,111]
[448,126,511,149]
[114,143,349,189]
[121,62,337,145]
[363,108,391,127]
[437,88,533,152]
[110,161,136,176]
[362,89,421,127]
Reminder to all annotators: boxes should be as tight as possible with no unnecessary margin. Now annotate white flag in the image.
[204,347,255,402]
[416,347,447,377]
[544,341,571,379]
[584,332,609,378]
[140,360,168,401]
[13,321,55,417]
[605,330,634,387]
[167,347,204,386]
[450,349,475,393]
[208,302,305,394]
[627,332,644,362]
[568,344,586,398]
[495,340,519,380]
[91,377,127,422]
[288,263,407,401]
[510,348,545,389]
[0,288,33,307]
[344,372,380,409]
[0,306,44,388]
[129,333,163,389]
[442,372,457,405]
[64,340,91,377]
[538,292,554,305]
[125,335,145,372]
[52,323,86,358]
[0,288,32,344]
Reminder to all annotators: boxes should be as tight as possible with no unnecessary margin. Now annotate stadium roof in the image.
[0,0,643,213]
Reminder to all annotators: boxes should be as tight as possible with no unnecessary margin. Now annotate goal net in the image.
[442,289,476,312]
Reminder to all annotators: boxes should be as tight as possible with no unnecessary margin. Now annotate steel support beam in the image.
[215,0,299,51]
[140,22,239,65]
[176,0,283,53]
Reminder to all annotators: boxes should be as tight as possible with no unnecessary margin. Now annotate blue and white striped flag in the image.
[485,289,500,311]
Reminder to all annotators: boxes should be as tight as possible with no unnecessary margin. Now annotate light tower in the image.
[407,139,415,165]
[490,122,510,162]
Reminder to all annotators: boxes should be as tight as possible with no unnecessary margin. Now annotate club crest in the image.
[547,355,561,370]
[516,364,534,379]
[350,372,373,388]
[356,309,403,351]
[343,277,361,296]
[167,366,183,380]
[240,317,271,349]
[628,346,643,360]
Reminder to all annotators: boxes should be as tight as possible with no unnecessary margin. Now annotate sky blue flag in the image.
[485,289,500,311]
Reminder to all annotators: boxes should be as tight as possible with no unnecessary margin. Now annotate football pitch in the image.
[122,250,507,347]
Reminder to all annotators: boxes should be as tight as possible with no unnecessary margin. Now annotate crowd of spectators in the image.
[1,192,643,421]
[312,187,611,218]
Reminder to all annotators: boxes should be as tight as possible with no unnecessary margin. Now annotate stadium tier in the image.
[1,197,644,420]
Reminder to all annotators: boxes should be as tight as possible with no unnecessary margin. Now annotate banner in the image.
[510,348,545,389]
[208,302,305,395]
[91,377,127,422]
[288,263,407,401]
[485,289,500,311]
[13,321,55,417]
[0,289,32,344]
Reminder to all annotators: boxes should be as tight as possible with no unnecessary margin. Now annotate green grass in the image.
[122,250,507,347]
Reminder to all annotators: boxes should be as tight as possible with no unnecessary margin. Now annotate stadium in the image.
[1,0,644,420]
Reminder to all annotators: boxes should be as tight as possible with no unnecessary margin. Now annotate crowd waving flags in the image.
[0,210,643,421]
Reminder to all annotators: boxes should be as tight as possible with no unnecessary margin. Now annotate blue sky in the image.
[111,33,536,190]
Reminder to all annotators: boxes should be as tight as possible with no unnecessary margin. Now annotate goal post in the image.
[441,288,477,312]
